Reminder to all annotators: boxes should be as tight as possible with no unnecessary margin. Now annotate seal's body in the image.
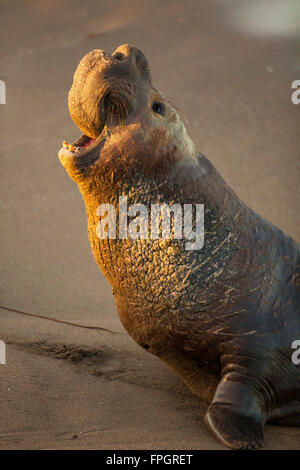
[59,44,300,449]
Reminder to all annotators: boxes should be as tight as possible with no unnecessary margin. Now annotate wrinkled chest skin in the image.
[59,44,300,449]
[84,174,235,365]
[80,165,300,377]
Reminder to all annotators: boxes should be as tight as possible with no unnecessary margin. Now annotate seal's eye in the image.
[152,100,166,116]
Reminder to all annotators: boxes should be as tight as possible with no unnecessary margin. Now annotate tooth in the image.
[69,144,74,151]
[63,141,68,148]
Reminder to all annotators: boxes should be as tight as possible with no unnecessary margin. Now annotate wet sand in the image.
[0,0,299,450]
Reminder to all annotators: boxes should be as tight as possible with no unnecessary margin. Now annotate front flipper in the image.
[205,377,265,449]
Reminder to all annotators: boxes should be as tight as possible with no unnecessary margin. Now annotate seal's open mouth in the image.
[58,131,105,160]
[59,130,102,159]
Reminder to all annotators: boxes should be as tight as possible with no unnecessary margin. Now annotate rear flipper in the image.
[205,376,266,449]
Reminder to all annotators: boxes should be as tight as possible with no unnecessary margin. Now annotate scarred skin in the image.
[58,44,300,449]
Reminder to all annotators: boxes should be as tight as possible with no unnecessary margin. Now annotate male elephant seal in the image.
[58,44,300,449]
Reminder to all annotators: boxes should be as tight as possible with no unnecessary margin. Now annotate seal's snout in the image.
[68,44,151,141]
[79,44,151,88]
[77,44,150,80]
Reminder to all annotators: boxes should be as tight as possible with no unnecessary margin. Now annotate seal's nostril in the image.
[113,52,125,61]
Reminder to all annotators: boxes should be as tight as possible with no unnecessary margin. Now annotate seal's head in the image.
[58,44,200,185]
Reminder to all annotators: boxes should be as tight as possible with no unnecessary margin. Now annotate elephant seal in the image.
[58,44,300,449]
